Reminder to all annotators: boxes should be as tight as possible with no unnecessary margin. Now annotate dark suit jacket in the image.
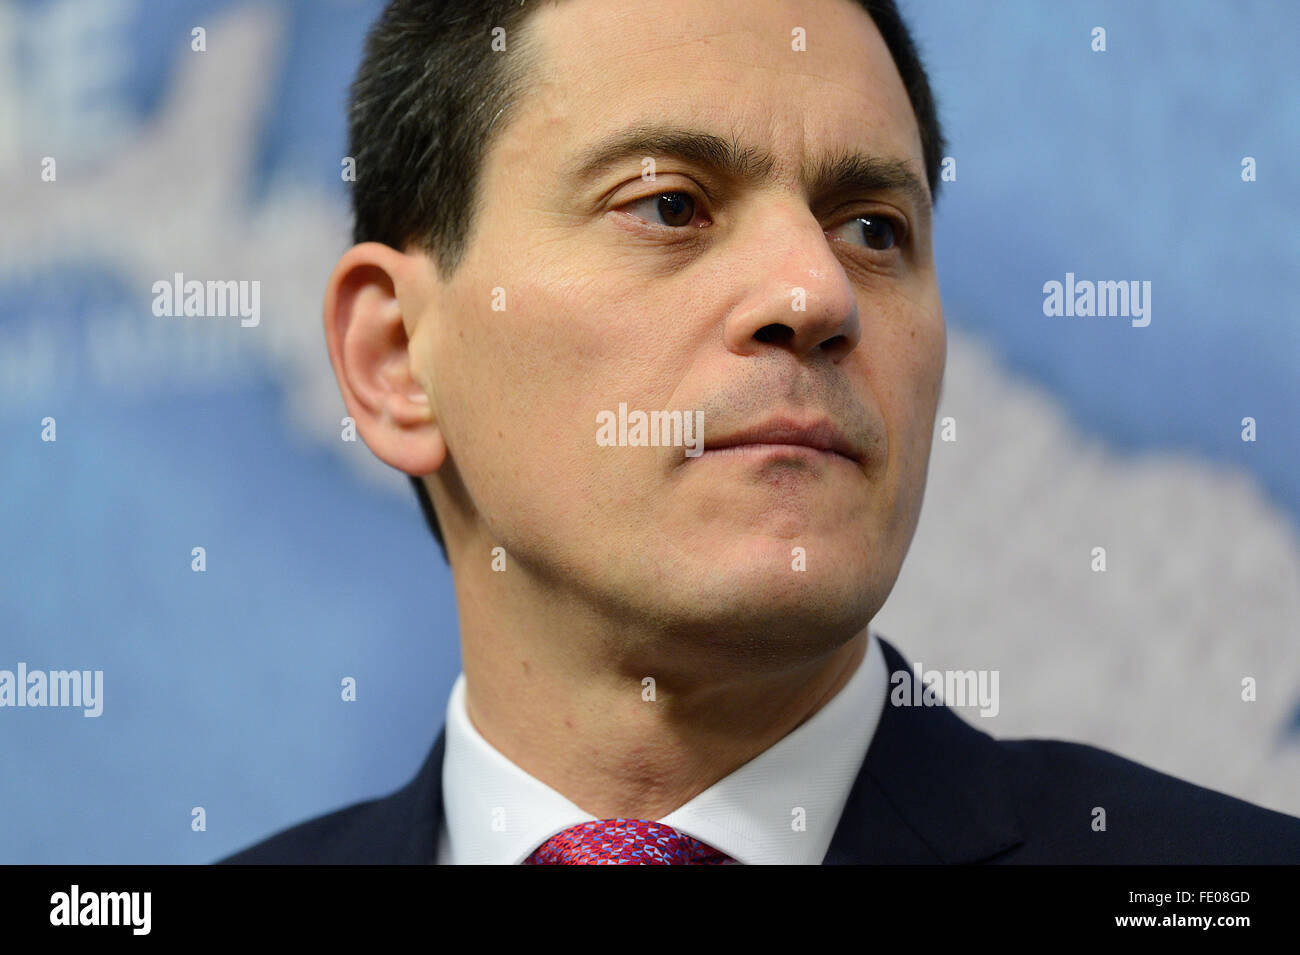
[220,637,1300,863]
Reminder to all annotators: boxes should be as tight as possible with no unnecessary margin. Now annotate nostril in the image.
[818,333,858,364]
[753,323,794,345]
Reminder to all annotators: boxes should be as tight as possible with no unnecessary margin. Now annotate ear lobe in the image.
[323,242,448,477]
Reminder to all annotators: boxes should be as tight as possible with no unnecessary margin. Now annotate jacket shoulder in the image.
[217,796,396,865]
[216,734,445,864]
[996,737,1300,863]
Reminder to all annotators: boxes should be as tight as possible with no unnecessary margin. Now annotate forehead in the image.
[508,0,924,182]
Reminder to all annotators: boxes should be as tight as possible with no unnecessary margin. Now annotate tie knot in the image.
[524,819,732,865]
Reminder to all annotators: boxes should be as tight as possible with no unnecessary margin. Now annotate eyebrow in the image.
[569,124,931,215]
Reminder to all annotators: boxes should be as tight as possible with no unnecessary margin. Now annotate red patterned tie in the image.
[524,819,732,865]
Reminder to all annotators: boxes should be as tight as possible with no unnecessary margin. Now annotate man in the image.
[222,0,1300,864]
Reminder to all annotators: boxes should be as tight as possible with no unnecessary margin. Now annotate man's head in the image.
[326,0,946,656]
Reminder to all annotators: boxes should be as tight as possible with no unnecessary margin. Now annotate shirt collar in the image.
[439,631,889,864]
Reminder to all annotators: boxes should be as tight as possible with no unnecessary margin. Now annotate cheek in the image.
[906,303,946,420]
[428,262,672,545]
[866,295,945,527]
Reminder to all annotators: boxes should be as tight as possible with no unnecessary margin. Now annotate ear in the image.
[322,242,447,477]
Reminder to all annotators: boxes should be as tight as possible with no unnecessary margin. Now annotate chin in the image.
[666,544,886,643]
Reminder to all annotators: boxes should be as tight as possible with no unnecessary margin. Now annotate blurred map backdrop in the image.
[1,0,1297,862]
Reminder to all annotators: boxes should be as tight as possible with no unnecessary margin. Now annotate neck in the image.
[453,555,870,820]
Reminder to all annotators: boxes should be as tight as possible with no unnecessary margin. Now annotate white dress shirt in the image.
[435,630,889,864]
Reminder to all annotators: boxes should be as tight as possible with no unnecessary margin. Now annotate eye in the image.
[829,214,904,252]
[619,190,704,229]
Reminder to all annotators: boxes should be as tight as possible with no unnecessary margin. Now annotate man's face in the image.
[415,0,945,646]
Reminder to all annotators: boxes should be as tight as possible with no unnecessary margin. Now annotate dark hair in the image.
[348,0,945,561]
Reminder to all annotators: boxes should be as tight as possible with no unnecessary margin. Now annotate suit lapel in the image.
[822,637,1024,864]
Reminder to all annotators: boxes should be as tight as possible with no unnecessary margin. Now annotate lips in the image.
[700,417,861,463]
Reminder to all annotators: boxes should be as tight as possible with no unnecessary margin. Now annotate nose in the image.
[722,203,862,363]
